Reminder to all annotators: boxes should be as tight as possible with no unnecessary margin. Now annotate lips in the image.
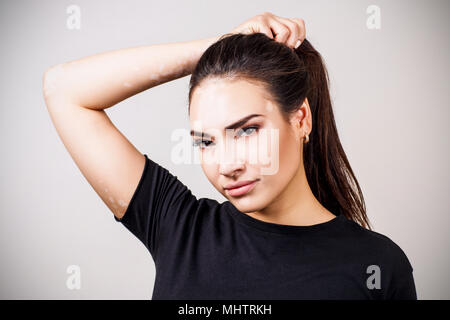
[224,180,259,197]
[224,180,257,190]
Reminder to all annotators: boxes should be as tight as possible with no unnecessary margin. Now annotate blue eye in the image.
[192,125,260,150]
[235,125,259,138]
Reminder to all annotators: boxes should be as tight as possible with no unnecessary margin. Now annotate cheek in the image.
[201,163,220,187]
[243,129,276,168]
[247,127,285,175]
[199,146,222,166]
[269,127,300,181]
[280,132,301,176]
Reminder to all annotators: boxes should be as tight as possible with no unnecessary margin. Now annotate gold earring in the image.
[304,131,309,144]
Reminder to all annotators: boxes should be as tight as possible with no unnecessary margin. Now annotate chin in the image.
[229,196,266,213]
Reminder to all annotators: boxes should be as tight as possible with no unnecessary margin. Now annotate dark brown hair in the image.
[188,33,372,230]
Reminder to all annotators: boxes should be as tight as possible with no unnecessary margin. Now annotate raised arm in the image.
[42,36,220,219]
[42,12,305,220]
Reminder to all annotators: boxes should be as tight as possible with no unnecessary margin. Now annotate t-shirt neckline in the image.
[223,201,345,236]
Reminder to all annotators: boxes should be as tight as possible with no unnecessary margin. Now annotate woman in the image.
[43,12,417,300]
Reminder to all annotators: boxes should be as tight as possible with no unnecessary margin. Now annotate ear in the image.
[290,97,312,140]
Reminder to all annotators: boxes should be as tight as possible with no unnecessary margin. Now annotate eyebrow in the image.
[190,114,264,139]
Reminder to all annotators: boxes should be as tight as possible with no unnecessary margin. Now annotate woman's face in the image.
[189,78,307,213]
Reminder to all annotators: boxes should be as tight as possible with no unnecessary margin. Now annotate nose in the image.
[218,143,245,177]
[219,161,245,177]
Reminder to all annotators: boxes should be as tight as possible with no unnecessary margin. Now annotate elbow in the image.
[42,63,66,104]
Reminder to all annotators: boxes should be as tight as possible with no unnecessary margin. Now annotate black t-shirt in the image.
[114,154,417,300]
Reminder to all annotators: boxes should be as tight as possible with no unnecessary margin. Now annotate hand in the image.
[230,12,306,49]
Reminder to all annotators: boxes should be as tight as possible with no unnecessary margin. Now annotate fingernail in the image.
[295,39,301,49]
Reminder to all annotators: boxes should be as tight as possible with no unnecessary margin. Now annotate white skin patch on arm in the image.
[108,195,116,204]
[99,180,127,208]
[118,199,128,208]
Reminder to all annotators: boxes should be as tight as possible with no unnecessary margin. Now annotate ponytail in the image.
[295,40,372,230]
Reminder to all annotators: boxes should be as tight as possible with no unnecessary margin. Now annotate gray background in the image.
[0,0,448,299]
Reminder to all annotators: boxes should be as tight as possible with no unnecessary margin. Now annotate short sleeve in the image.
[386,240,418,300]
[114,154,199,260]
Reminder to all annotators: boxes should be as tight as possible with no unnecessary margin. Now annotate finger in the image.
[258,23,274,39]
[276,17,301,48]
[267,16,290,44]
[292,18,306,42]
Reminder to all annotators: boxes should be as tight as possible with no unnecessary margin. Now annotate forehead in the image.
[189,78,275,131]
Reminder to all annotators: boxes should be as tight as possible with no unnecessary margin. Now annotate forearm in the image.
[43,36,221,110]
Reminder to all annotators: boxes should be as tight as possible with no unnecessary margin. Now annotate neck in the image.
[246,160,336,226]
